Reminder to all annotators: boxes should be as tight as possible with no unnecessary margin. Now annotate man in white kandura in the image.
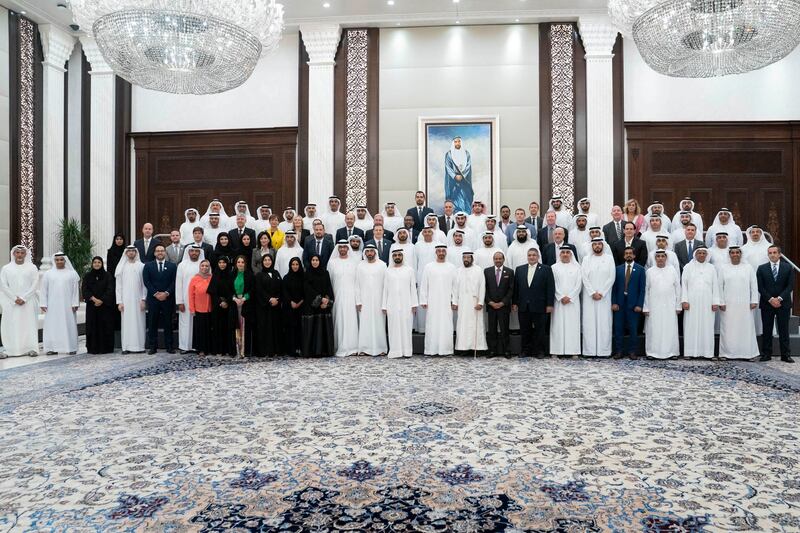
[324,196,347,236]
[328,240,359,357]
[447,231,468,268]
[382,248,418,358]
[548,196,573,230]
[709,232,731,270]
[646,234,679,275]
[414,227,438,333]
[425,213,447,244]
[393,228,416,268]
[203,213,225,246]
[382,202,404,235]
[718,246,760,359]
[228,200,255,229]
[354,206,374,233]
[681,247,720,358]
[551,247,582,356]
[40,252,80,355]
[641,216,668,254]
[581,238,616,357]
[419,244,457,355]
[276,230,302,277]
[671,197,704,236]
[484,216,508,253]
[356,244,387,356]
[115,245,147,354]
[447,212,476,250]
[200,199,229,230]
[706,208,742,247]
[475,232,503,270]
[0,246,40,358]
[453,251,487,354]
[643,251,682,359]
[574,197,600,229]
[303,204,318,231]
[180,208,200,245]
[645,202,671,233]
[507,225,540,270]
[741,225,771,336]
[175,245,204,354]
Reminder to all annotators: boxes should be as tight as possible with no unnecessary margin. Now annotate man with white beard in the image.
[303,204,319,231]
[392,228,416,268]
[180,208,200,245]
[0,246,40,357]
[475,232,503,270]
[447,212,476,249]
[447,231,468,268]
[40,253,80,355]
[353,206,373,232]
[484,216,508,252]
[328,240,359,357]
[641,215,668,254]
[175,245,204,354]
[467,201,487,233]
[323,196,347,236]
[275,231,302,277]
[507,225,540,270]
[381,202,404,235]
[706,208,742,247]
[646,235,680,275]
[453,251,487,354]
[709,233,732,270]
[278,207,297,232]
[581,238,616,357]
[718,246,760,359]
[548,196,573,230]
[550,247,582,356]
[643,251,682,359]
[419,244,457,355]
[425,213,447,244]
[382,248,418,358]
[203,213,226,246]
[355,244,387,356]
[228,200,256,229]
[413,227,438,333]
[671,197,704,236]
[574,197,600,228]
[115,245,147,354]
[681,247,720,358]
[645,202,672,233]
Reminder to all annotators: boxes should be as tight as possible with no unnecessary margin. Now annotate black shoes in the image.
[148,349,157,355]
[782,356,795,363]
[166,349,176,354]
[759,355,772,362]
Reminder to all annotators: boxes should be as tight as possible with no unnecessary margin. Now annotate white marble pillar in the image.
[80,36,116,257]
[300,24,341,206]
[39,25,75,266]
[578,16,619,220]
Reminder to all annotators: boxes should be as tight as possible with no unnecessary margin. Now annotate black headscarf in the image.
[207,256,233,300]
[214,233,235,261]
[82,256,113,303]
[106,233,126,275]
[283,257,305,302]
[304,254,333,299]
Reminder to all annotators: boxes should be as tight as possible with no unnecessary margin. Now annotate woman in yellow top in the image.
[266,214,285,250]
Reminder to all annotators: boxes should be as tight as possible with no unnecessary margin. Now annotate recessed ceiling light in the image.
[20,10,26,14]
[456,20,460,24]
[323,2,330,7]
[387,0,395,5]
[515,18,520,22]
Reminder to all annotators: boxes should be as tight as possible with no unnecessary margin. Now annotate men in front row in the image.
[40,253,80,355]
[757,245,795,362]
[643,251,682,359]
[419,244,457,356]
[356,244,387,356]
[718,246,760,359]
[611,247,645,358]
[581,238,615,357]
[485,251,513,356]
[142,245,177,354]
[382,249,418,359]
[0,246,40,358]
[550,247,582,357]
[680,248,719,359]
[512,248,554,358]
[453,251,487,355]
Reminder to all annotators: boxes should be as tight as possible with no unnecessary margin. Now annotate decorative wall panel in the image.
[549,23,576,209]
[17,17,36,253]
[343,29,369,210]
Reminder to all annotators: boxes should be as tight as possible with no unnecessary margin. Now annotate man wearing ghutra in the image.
[40,252,81,355]
[444,136,474,213]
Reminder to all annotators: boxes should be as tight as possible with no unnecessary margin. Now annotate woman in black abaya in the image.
[82,256,116,354]
[254,254,282,357]
[302,254,335,357]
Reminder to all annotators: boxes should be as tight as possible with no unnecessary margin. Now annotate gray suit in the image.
[165,243,184,264]
[674,239,705,272]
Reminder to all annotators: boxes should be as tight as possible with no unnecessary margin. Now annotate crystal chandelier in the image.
[70,0,285,94]
[632,0,800,77]
[608,0,661,35]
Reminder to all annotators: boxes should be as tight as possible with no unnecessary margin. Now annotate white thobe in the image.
[570,229,591,260]
[328,256,359,357]
[647,249,680,276]
[419,261,457,355]
[447,246,466,268]
[742,242,770,334]
[413,240,438,333]
[0,262,39,356]
[324,211,347,236]
[393,243,416,270]
[453,266,487,351]
[40,268,80,353]
[488,230,508,253]
[575,212,600,228]
[718,263,760,358]
[706,223,742,247]
[278,220,294,233]
[671,212,704,236]
[384,216,404,235]
[116,261,147,352]
[203,226,225,246]
[180,221,199,245]
[175,259,201,351]
[670,227,690,244]
[580,254,615,356]
[303,216,317,231]
[466,214,487,233]
[275,245,302,277]
[355,260,387,356]
[448,227,477,249]
[475,246,504,271]
[553,209,573,230]
[254,219,271,235]
[550,262,582,355]
[641,231,668,254]
[507,240,540,271]
[643,266,682,358]
[681,261,720,358]
[382,265,418,358]
[709,247,731,271]
[354,217,373,233]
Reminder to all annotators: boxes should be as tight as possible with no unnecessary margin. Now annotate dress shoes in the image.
[782,356,795,363]
[166,349,176,354]
[611,352,624,359]
[121,350,130,355]
[628,353,639,360]
[147,349,157,355]
[759,355,772,362]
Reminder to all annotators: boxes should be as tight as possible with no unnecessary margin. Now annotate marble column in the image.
[39,25,75,266]
[300,24,341,206]
[80,36,116,257]
[578,16,619,219]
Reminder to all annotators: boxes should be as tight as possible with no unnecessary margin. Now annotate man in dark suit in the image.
[525,201,544,235]
[364,224,394,243]
[757,245,796,362]
[602,205,625,246]
[364,224,393,265]
[536,211,570,250]
[674,223,705,272]
[611,247,646,358]
[142,244,177,354]
[134,222,159,263]
[438,200,456,234]
[335,212,366,242]
[228,214,257,253]
[612,221,648,266]
[512,248,555,357]
[303,223,335,269]
[542,227,577,266]
[406,190,434,232]
[485,251,514,356]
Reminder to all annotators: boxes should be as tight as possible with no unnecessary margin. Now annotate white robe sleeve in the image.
[477,271,486,308]
[581,263,596,295]
[356,266,365,307]
[409,269,419,308]
[21,270,38,302]
[599,262,615,297]
[680,267,690,305]
[450,269,459,306]
[39,274,49,307]
[749,267,759,305]
[711,268,721,306]
[115,272,124,303]
[175,267,187,306]
[71,277,80,307]
[642,272,651,313]
[673,272,683,311]
[418,268,428,307]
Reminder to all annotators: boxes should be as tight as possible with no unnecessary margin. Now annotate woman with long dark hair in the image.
[82,256,116,354]
[254,254,282,357]
[282,257,305,356]
[231,255,255,358]
[189,259,214,356]
[302,254,335,356]
[207,256,235,356]
[252,231,274,273]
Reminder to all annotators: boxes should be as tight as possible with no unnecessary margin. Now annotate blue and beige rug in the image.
[1,354,799,531]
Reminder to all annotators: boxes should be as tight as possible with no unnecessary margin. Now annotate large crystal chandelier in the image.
[608,0,661,35]
[70,0,284,94]
[632,0,800,77]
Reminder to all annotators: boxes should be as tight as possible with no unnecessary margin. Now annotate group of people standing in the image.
[0,195,795,362]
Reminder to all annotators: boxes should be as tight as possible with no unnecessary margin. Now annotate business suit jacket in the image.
[602,220,625,246]
[438,214,457,234]
[536,226,570,250]
[165,243,184,264]
[611,262,646,310]
[134,237,159,263]
[187,241,215,263]
[512,263,555,313]
[674,239,705,272]
[611,238,648,266]
[141,260,177,304]
[756,261,796,308]
[525,215,544,234]
[542,242,578,267]
[364,229,395,243]
[335,226,365,242]
[484,265,514,307]
[227,227,257,253]
[364,238,394,264]
[406,205,435,232]
[302,235,335,269]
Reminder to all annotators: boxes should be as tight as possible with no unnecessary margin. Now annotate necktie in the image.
[418,206,422,219]
[687,241,692,257]
[348,229,352,237]
[496,268,501,286]
[624,264,632,293]
[159,262,163,273]
[616,221,621,239]
[527,265,535,286]
[316,240,322,256]
[378,241,383,255]
[239,229,243,237]
[447,216,451,229]
[773,262,779,281]
[548,227,553,244]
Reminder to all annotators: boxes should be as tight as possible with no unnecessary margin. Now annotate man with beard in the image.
[382,248,418,358]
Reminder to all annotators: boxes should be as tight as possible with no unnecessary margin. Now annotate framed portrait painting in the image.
[418,115,500,215]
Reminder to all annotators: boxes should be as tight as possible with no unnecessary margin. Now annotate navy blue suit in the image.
[142,260,177,350]
[512,263,555,356]
[335,226,365,243]
[611,261,646,355]
[756,260,796,357]
[406,205,434,232]
[134,238,159,263]
[302,235,335,269]
[364,238,393,264]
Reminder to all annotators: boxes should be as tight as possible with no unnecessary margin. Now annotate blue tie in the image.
[687,241,692,257]
[773,263,779,281]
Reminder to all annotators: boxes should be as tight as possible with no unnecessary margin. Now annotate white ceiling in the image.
[0,0,607,33]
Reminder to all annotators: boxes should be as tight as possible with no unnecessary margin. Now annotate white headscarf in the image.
[347,235,364,263]
[353,207,373,232]
[450,137,468,169]
[179,244,206,266]
[200,199,228,228]
[115,246,142,278]
[8,245,34,265]
[231,201,253,221]
[741,226,771,267]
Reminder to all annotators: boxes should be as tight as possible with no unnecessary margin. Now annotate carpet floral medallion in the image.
[1,355,799,532]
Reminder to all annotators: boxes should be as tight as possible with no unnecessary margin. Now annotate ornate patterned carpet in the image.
[1,354,799,532]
